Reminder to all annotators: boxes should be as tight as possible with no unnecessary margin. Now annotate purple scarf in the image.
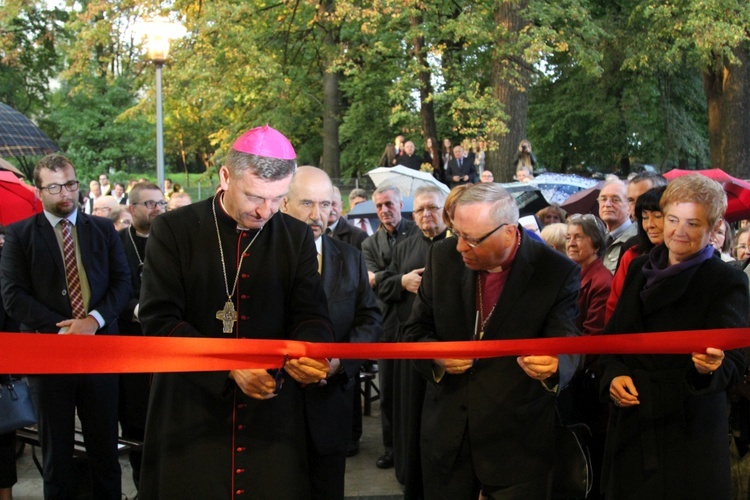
[639,243,714,304]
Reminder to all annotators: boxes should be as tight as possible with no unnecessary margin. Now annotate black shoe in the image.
[346,441,360,457]
[376,450,394,469]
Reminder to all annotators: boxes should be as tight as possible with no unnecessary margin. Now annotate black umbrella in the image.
[0,102,58,157]
[500,182,550,216]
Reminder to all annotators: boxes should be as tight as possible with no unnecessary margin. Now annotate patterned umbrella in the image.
[0,102,58,157]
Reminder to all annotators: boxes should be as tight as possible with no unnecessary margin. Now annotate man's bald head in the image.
[282,166,334,239]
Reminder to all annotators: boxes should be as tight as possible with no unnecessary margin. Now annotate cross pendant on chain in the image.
[216,300,237,334]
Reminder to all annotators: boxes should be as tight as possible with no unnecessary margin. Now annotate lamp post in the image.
[137,16,185,192]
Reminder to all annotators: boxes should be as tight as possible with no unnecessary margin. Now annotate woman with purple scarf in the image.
[600,174,749,499]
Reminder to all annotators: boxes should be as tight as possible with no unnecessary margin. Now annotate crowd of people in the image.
[1,127,749,500]
[378,135,534,188]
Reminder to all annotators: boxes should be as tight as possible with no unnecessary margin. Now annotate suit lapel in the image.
[461,263,477,340]
[76,213,93,273]
[36,213,66,277]
[321,236,340,298]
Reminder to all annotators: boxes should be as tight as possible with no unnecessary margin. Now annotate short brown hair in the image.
[33,154,74,188]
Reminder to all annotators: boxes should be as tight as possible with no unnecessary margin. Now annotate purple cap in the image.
[231,124,296,160]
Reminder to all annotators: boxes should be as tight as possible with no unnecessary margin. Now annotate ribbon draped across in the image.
[1,329,750,374]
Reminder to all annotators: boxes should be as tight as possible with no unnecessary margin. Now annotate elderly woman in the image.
[566,214,612,336]
[605,186,666,322]
[601,174,749,499]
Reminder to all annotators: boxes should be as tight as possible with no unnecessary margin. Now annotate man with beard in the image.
[281,166,382,499]
[138,125,334,498]
[361,185,419,469]
[0,154,130,499]
[377,185,448,497]
[116,182,166,491]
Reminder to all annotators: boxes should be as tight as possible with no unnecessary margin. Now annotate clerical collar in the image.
[423,229,448,242]
[487,227,521,273]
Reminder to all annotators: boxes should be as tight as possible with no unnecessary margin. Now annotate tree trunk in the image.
[320,0,341,178]
[411,15,437,145]
[703,45,750,178]
[487,2,530,183]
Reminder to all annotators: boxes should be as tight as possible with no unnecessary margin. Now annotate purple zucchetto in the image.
[231,124,296,160]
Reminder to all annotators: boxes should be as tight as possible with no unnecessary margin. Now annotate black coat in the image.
[328,218,367,250]
[600,252,749,499]
[138,196,334,499]
[445,157,476,187]
[403,229,580,487]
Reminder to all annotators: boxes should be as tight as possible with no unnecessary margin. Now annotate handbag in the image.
[552,410,593,499]
[0,376,37,434]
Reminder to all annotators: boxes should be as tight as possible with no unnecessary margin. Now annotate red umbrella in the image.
[662,169,750,222]
[560,181,605,216]
[0,170,42,226]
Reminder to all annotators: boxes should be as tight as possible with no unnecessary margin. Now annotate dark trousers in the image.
[307,446,346,500]
[29,374,121,500]
[351,377,362,442]
[378,359,395,450]
[422,425,552,500]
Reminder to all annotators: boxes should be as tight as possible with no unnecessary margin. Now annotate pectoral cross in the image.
[216,301,237,334]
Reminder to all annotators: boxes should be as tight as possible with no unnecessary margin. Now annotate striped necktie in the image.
[59,219,86,319]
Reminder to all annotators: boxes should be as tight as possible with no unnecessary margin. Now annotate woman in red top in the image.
[605,186,666,322]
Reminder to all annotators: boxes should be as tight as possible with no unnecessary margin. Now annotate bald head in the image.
[93,195,119,217]
[282,166,334,239]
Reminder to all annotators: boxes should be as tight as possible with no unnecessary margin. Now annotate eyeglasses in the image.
[39,180,80,195]
[133,200,168,209]
[413,205,443,216]
[453,223,508,248]
[597,196,624,206]
[570,213,597,222]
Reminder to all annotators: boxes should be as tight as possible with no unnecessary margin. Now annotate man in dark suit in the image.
[327,186,367,249]
[0,154,131,500]
[116,181,166,491]
[395,141,424,170]
[445,144,475,188]
[361,185,419,469]
[403,182,580,499]
[282,166,383,499]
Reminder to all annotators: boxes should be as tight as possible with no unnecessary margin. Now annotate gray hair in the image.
[349,188,368,201]
[225,149,297,181]
[414,185,446,204]
[373,184,402,203]
[631,171,668,188]
[456,183,519,224]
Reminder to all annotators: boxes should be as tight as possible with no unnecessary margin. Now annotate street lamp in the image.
[136,16,186,192]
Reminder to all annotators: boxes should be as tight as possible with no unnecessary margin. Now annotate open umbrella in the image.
[560,181,606,216]
[663,168,750,222]
[0,102,59,157]
[0,158,26,177]
[0,170,42,225]
[530,173,599,205]
[500,182,550,217]
[367,166,449,197]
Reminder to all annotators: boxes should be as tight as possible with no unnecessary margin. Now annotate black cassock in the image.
[378,230,447,499]
[138,196,333,500]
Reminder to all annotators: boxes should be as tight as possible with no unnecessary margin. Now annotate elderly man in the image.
[361,185,419,469]
[282,166,382,499]
[327,186,367,249]
[117,182,166,491]
[626,171,668,221]
[92,195,119,217]
[599,178,637,273]
[403,183,580,499]
[1,154,130,499]
[395,141,424,170]
[377,185,448,496]
[138,125,334,498]
[445,145,473,188]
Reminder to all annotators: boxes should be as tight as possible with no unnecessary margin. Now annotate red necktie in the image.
[359,219,367,232]
[60,219,86,319]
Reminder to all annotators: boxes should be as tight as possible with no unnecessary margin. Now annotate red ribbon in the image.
[2,329,750,374]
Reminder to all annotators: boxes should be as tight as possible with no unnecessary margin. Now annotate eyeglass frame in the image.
[596,195,624,206]
[453,222,508,248]
[38,180,80,195]
[132,200,168,209]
